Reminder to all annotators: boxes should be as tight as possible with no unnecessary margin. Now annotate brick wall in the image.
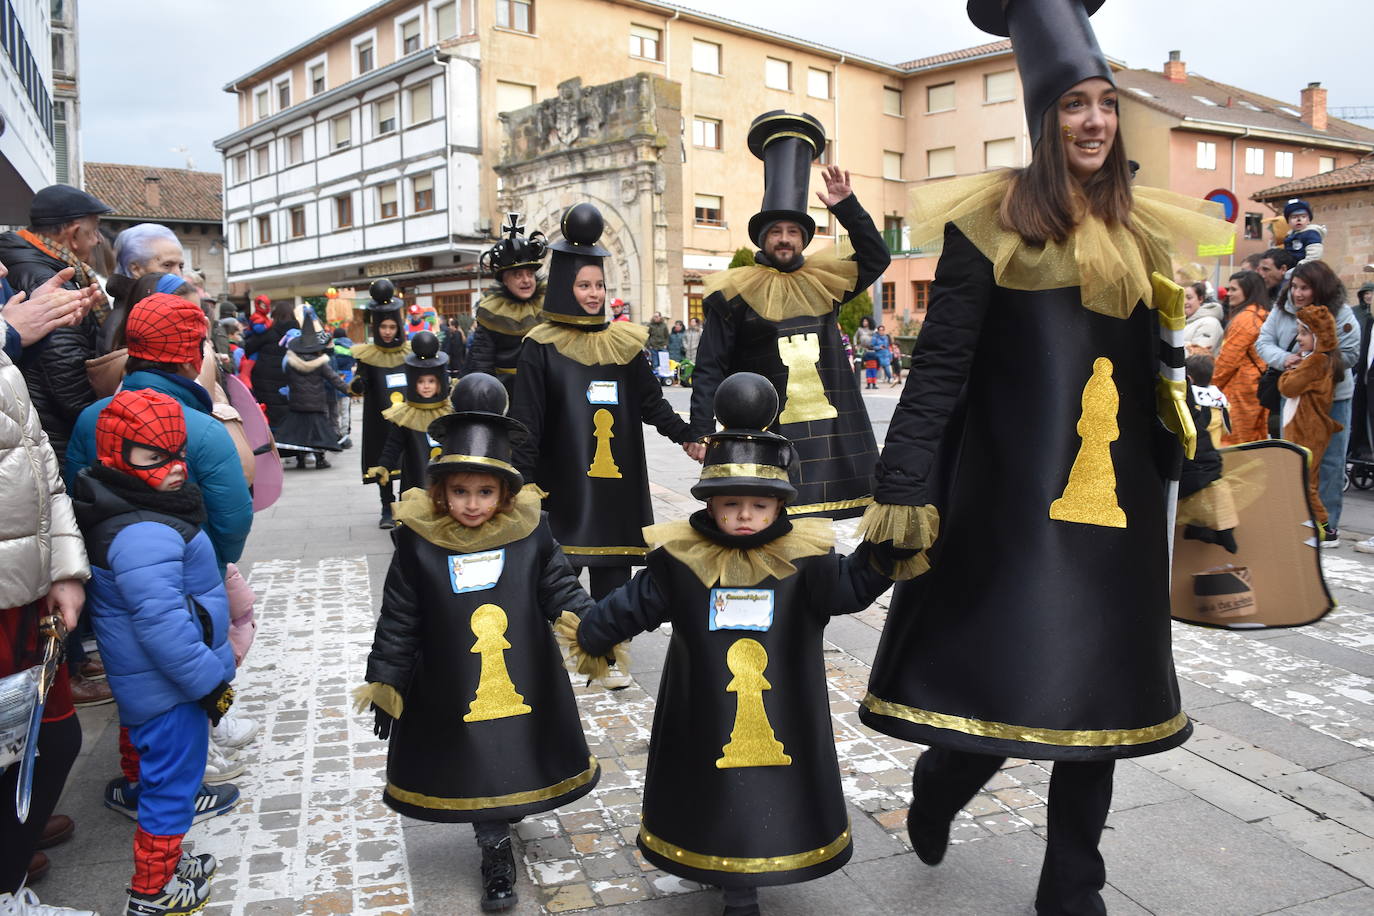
[1294,188,1374,292]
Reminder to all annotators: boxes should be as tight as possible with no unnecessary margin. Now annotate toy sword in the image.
[15,614,66,823]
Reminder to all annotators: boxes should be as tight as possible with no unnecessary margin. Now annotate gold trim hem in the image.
[862,694,1190,747]
[786,496,873,516]
[386,756,598,811]
[562,545,648,557]
[639,823,850,875]
[432,454,520,475]
[700,463,790,482]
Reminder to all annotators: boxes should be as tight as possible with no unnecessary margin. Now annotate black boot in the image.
[294,454,307,469]
[315,452,330,469]
[479,837,517,912]
[379,503,395,530]
[906,800,951,866]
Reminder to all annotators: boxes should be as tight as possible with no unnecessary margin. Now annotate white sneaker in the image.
[204,742,245,784]
[0,885,99,915]
[1354,536,1374,554]
[211,712,259,749]
[601,664,633,691]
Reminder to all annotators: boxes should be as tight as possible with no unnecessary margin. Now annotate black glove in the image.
[1184,524,1238,554]
[373,704,395,740]
[199,682,235,726]
[866,539,919,576]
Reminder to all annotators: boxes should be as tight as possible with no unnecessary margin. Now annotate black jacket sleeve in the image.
[872,224,994,507]
[467,325,495,376]
[509,342,547,480]
[813,544,893,617]
[633,354,691,443]
[537,530,597,622]
[320,362,350,394]
[577,563,672,655]
[831,195,891,304]
[686,296,735,437]
[365,531,424,691]
[28,318,99,423]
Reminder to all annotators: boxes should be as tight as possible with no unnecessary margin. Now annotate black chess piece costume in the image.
[370,330,452,496]
[470,213,549,397]
[349,279,412,525]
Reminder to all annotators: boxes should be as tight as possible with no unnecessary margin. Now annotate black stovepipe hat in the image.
[542,203,612,327]
[402,330,450,405]
[364,277,405,348]
[691,372,797,502]
[746,110,826,249]
[427,373,526,492]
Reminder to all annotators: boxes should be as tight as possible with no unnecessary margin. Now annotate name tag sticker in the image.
[448,549,505,594]
[587,381,619,405]
[709,588,775,632]
[385,372,407,389]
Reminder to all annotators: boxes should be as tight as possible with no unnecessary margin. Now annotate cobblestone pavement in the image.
[41,392,1374,915]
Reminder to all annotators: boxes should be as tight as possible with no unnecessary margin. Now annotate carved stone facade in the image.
[495,74,683,322]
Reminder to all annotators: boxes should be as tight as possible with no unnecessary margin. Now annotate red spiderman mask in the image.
[96,390,188,489]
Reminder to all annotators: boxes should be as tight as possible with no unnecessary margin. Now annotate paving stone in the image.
[1191,701,1368,769]
[1266,887,1374,914]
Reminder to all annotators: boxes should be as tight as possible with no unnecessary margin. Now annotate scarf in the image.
[88,464,207,528]
[17,228,110,323]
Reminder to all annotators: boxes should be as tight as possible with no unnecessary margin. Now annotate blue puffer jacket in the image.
[65,370,252,569]
[71,470,234,726]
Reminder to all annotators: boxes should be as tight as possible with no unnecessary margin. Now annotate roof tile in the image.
[898,40,1012,72]
[83,162,223,223]
[1253,157,1374,200]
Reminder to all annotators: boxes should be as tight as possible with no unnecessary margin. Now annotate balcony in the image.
[838,231,942,258]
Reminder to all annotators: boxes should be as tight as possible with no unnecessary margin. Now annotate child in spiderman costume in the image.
[71,389,237,916]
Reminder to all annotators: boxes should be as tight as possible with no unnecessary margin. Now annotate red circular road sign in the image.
[1205,188,1240,222]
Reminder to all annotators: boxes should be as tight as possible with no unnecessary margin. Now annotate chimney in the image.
[143,175,161,209]
[1163,50,1186,83]
[1301,81,1328,131]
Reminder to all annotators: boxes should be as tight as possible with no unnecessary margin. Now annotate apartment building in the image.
[0,0,57,223]
[51,0,79,187]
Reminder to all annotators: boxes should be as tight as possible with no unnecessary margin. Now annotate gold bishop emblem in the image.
[463,604,532,722]
[716,638,792,768]
[587,408,622,478]
[1049,357,1127,528]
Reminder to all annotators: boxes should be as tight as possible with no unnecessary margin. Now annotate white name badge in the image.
[448,549,505,594]
[586,381,619,405]
[385,372,407,389]
[708,587,775,632]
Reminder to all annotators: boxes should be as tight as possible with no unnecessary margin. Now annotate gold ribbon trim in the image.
[561,545,648,557]
[540,310,611,327]
[785,496,873,517]
[640,822,851,875]
[699,463,790,482]
[386,756,598,811]
[855,501,940,580]
[642,518,834,588]
[351,341,411,368]
[553,611,632,687]
[525,320,649,366]
[382,399,453,432]
[862,693,1190,748]
[391,485,541,552]
[475,287,545,337]
[704,248,859,321]
[351,682,404,719]
[431,453,520,476]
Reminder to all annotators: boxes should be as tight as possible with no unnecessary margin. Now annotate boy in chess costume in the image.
[561,373,894,916]
[367,330,452,496]
[349,279,412,529]
[356,373,599,913]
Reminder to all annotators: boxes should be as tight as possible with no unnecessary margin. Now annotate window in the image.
[436,291,473,316]
[400,17,421,54]
[883,151,903,181]
[1275,150,1294,178]
[881,282,896,312]
[817,139,833,166]
[289,206,306,238]
[1196,140,1217,171]
[435,1,457,39]
[807,68,831,99]
[234,220,249,250]
[51,34,64,72]
[335,194,354,229]
[378,183,399,220]
[927,146,956,178]
[694,194,723,227]
[1243,212,1263,241]
[285,131,304,165]
[765,58,791,91]
[984,137,1016,170]
[629,24,661,60]
[253,145,270,175]
[254,89,269,120]
[309,63,325,95]
[408,82,433,124]
[983,69,1015,103]
[276,81,290,110]
[494,80,535,113]
[331,114,351,150]
[256,214,272,245]
[375,97,398,135]
[1244,147,1264,175]
[883,86,903,116]
[412,173,435,212]
[911,280,930,312]
[809,206,832,236]
[926,82,954,113]
[692,117,721,150]
[230,153,247,184]
[692,39,721,75]
[496,0,532,32]
[1319,156,1336,174]
[357,39,374,74]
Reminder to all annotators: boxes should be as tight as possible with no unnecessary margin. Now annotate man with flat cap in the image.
[0,184,113,464]
[687,111,889,519]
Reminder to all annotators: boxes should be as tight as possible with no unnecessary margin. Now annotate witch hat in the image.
[691,372,797,502]
[289,310,327,354]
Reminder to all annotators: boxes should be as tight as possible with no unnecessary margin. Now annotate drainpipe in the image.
[664,9,680,74]
[1228,127,1251,276]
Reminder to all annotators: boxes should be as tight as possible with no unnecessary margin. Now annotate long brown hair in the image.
[1224,270,1269,327]
[1291,260,1349,384]
[1000,105,1135,246]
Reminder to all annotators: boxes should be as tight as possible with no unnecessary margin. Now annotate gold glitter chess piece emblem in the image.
[587,408,622,478]
[463,603,532,722]
[716,638,792,768]
[1050,357,1127,528]
[777,332,837,424]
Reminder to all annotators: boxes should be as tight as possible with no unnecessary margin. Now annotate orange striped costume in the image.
[1213,304,1270,445]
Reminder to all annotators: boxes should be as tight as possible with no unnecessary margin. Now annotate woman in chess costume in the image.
[855,2,1232,913]
[468,215,548,397]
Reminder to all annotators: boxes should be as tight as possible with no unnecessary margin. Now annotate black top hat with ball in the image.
[746,110,827,250]
[364,277,405,348]
[541,203,612,327]
[427,373,527,491]
[402,330,451,405]
[690,372,797,502]
[480,213,548,283]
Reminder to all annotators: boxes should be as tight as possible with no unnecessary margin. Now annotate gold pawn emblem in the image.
[716,638,792,769]
[1049,357,1127,528]
[587,408,622,478]
[463,604,532,722]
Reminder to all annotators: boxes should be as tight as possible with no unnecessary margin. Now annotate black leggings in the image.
[0,714,82,892]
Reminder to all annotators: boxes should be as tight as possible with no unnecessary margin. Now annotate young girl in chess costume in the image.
[560,373,893,916]
[510,203,695,604]
[366,330,452,496]
[349,279,411,528]
[468,214,547,396]
[355,373,599,913]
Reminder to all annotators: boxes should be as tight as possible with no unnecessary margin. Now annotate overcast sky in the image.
[79,0,1370,175]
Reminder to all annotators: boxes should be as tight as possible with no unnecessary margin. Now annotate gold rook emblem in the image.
[777,332,837,425]
[463,603,532,722]
[716,638,792,768]
[588,408,622,478]
[1050,357,1127,528]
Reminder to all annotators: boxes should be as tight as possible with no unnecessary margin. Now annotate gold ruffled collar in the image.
[643,517,834,588]
[382,399,452,432]
[907,171,1233,319]
[525,320,649,367]
[476,286,545,336]
[704,247,859,321]
[351,341,411,367]
[392,485,543,552]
